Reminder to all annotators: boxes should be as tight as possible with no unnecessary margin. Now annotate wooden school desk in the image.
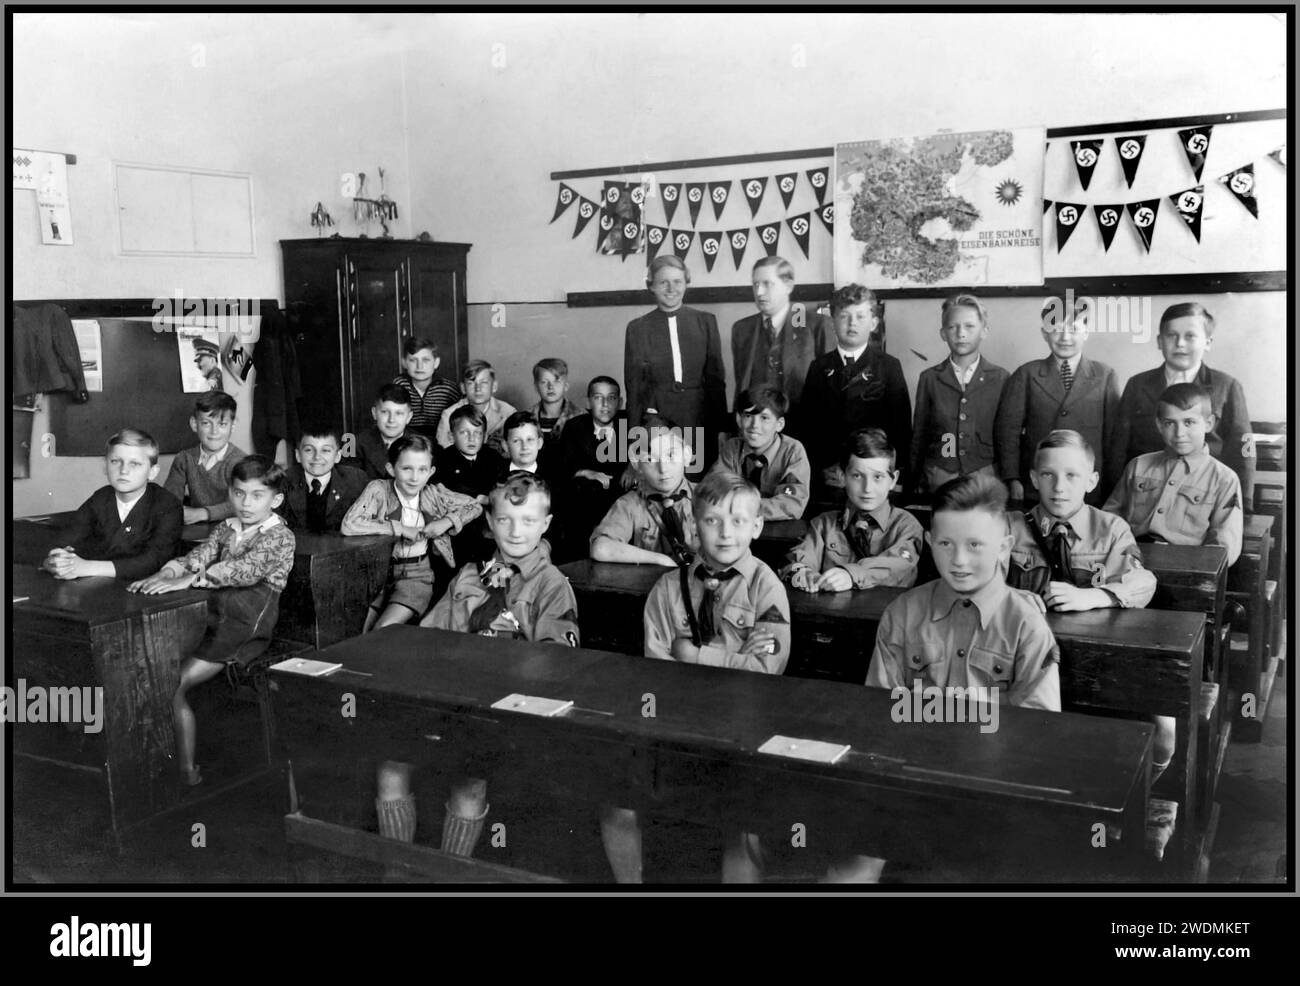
[10,564,210,846]
[560,559,1206,875]
[271,626,1154,883]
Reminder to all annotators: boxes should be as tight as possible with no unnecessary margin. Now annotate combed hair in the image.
[1157,382,1214,416]
[105,428,160,465]
[753,255,795,283]
[841,427,896,472]
[461,359,495,382]
[830,282,879,317]
[489,472,551,514]
[734,383,789,417]
[448,404,487,432]
[932,472,1009,522]
[1158,301,1215,337]
[533,357,569,380]
[298,421,343,446]
[231,454,287,495]
[691,469,760,518]
[502,410,541,439]
[646,254,690,286]
[374,382,412,407]
[587,375,621,398]
[402,336,438,357]
[1035,429,1096,467]
[941,292,989,327]
[193,390,238,418]
[386,432,436,467]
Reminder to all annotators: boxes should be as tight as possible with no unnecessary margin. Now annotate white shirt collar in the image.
[1057,354,1081,375]
[949,355,981,385]
[510,461,539,473]
[305,470,332,492]
[1164,363,1202,386]
[230,511,282,543]
[115,487,147,522]
[198,443,231,470]
[838,344,868,363]
[766,305,791,333]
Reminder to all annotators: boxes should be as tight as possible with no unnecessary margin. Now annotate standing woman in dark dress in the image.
[623,255,728,471]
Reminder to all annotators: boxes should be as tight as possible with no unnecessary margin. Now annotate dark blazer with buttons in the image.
[995,356,1122,493]
[798,346,913,485]
[909,358,1009,482]
[279,463,370,532]
[61,483,183,581]
[623,306,728,437]
[731,305,833,414]
[1112,363,1251,478]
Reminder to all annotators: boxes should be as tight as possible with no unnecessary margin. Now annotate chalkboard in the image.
[46,317,201,456]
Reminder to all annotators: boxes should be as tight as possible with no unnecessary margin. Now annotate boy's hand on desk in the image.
[182,507,209,525]
[42,547,73,577]
[789,568,817,592]
[1044,581,1110,612]
[129,572,197,594]
[815,568,853,592]
[575,469,611,489]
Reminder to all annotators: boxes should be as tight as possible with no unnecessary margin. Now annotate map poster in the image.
[834,126,1045,289]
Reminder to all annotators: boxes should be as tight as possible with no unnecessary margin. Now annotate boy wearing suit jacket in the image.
[43,428,182,581]
[731,256,833,422]
[995,295,1121,504]
[279,423,370,532]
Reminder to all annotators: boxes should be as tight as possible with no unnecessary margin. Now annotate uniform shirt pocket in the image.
[1173,484,1213,527]
[719,601,756,636]
[905,649,945,688]
[967,645,1015,691]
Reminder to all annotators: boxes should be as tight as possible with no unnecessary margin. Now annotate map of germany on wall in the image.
[834,126,1045,289]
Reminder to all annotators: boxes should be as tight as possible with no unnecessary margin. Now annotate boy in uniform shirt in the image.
[528,357,581,440]
[709,384,810,521]
[995,295,1122,504]
[164,391,247,524]
[782,428,922,592]
[43,428,182,582]
[278,422,369,532]
[1104,383,1244,566]
[435,359,517,455]
[602,471,790,882]
[393,336,460,441]
[364,475,579,858]
[130,456,296,787]
[352,384,414,480]
[589,425,698,567]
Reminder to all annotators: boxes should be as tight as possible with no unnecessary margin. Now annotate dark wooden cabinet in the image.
[281,238,471,435]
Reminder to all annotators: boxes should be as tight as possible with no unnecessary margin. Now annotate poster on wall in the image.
[177,329,224,393]
[71,320,103,392]
[834,126,1045,289]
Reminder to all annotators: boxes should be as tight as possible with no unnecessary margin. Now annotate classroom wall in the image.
[12,12,1288,515]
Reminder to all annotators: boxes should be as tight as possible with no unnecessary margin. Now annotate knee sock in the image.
[375,794,417,843]
[441,801,489,857]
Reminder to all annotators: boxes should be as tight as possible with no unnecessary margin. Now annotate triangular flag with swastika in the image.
[741,177,767,217]
[1177,126,1213,181]
[572,196,599,238]
[1092,204,1123,251]
[1114,135,1147,188]
[726,228,750,269]
[775,172,798,209]
[1268,145,1285,168]
[756,221,781,257]
[685,183,706,227]
[670,228,695,260]
[1043,198,1053,213]
[806,167,829,205]
[550,183,578,223]
[699,230,723,272]
[645,224,668,262]
[1054,202,1083,251]
[707,181,731,221]
[817,202,834,235]
[786,213,811,259]
[1071,140,1103,190]
[1218,164,1259,218]
[1168,186,1205,242]
[603,181,624,209]
[595,210,616,251]
[661,183,683,225]
[1126,199,1161,252]
[618,219,642,259]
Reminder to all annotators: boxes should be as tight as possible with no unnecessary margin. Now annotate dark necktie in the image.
[763,316,777,342]
[467,559,522,634]
[1059,358,1073,391]
[648,490,689,557]
[742,453,767,490]
[307,479,326,530]
[848,510,879,559]
[693,565,741,643]
[1048,520,1073,582]
[763,318,783,383]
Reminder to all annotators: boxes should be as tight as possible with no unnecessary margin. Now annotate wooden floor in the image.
[12,646,1289,887]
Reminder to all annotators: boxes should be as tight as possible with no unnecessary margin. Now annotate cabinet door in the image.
[344,257,405,433]
[407,260,464,373]
[284,247,348,435]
